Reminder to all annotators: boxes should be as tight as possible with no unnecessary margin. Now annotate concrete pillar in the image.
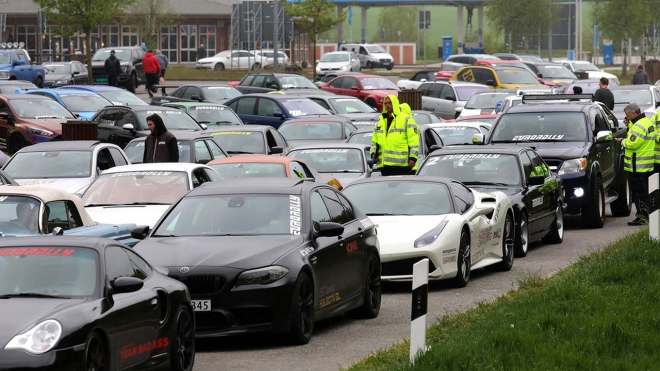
[478,6,483,51]
[457,6,464,54]
[361,6,368,43]
[337,6,343,46]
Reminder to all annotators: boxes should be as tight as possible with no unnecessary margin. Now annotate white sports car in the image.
[342,176,515,287]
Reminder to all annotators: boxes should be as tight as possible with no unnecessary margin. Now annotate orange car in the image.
[207,155,342,190]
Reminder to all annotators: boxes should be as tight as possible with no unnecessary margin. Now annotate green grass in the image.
[345,230,660,371]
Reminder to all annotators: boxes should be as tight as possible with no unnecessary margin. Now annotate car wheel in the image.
[452,228,471,288]
[514,212,529,258]
[127,73,137,93]
[347,253,381,319]
[386,64,394,71]
[170,306,195,371]
[610,177,632,217]
[214,63,225,71]
[35,76,44,88]
[366,61,373,69]
[493,212,514,271]
[365,99,377,109]
[582,176,605,228]
[8,134,25,155]
[289,272,314,345]
[544,203,564,244]
[85,332,107,371]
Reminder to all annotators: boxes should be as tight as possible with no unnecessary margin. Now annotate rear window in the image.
[491,112,587,142]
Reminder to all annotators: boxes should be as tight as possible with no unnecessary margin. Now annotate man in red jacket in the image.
[143,49,161,98]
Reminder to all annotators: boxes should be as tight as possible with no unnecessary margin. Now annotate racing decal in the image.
[0,196,7,202]
[359,218,373,229]
[434,126,469,131]
[345,240,358,254]
[110,171,172,177]
[289,195,301,235]
[443,256,456,264]
[18,179,57,186]
[512,135,564,141]
[442,248,456,256]
[194,106,226,110]
[472,248,485,263]
[288,110,305,116]
[334,98,357,102]
[207,86,231,89]
[319,285,341,308]
[442,154,501,160]
[532,196,544,208]
[292,121,333,125]
[35,115,67,119]
[0,247,75,257]
[300,246,314,257]
[299,149,349,154]
[120,337,169,361]
[478,227,493,248]
[493,204,501,223]
[211,131,253,136]
[147,110,181,115]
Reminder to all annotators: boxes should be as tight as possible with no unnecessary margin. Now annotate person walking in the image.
[155,49,169,96]
[143,114,179,163]
[615,103,656,226]
[103,50,121,87]
[631,64,649,85]
[141,42,147,52]
[594,77,614,110]
[197,44,207,61]
[370,95,420,176]
[142,49,161,98]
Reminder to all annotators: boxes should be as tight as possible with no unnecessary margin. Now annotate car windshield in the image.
[320,53,350,62]
[365,45,387,53]
[0,246,98,297]
[282,98,332,116]
[123,140,194,164]
[464,93,515,109]
[280,121,344,140]
[278,76,317,89]
[92,49,132,62]
[99,90,149,106]
[211,131,265,154]
[411,113,440,125]
[328,98,376,114]
[419,153,522,186]
[201,86,242,100]
[5,151,92,179]
[136,110,201,130]
[433,126,482,145]
[10,98,75,119]
[82,171,189,206]
[0,196,41,234]
[497,69,541,84]
[491,112,588,143]
[455,85,490,101]
[209,163,286,178]
[568,81,601,94]
[59,94,110,112]
[573,62,599,71]
[612,89,654,106]
[359,77,398,90]
[153,194,302,236]
[0,52,11,64]
[347,132,372,145]
[188,105,243,125]
[536,65,577,79]
[343,181,452,215]
[289,148,365,173]
[43,64,72,74]
[0,83,37,94]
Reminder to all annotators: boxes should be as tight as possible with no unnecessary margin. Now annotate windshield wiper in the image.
[463,181,510,186]
[129,202,169,205]
[0,293,69,299]
[227,150,255,154]
[85,203,115,207]
[366,212,413,216]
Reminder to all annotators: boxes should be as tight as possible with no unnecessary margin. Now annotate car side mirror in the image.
[537,73,543,78]
[112,277,144,294]
[315,221,344,238]
[15,60,25,66]
[527,175,545,186]
[472,133,485,144]
[595,130,613,143]
[420,78,427,82]
[122,123,135,131]
[444,96,456,101]
[191,95,202,101]
[270,146,284,154]
[486,80,496,86]
[73,71,80,76]
[273,111,284,118]
[200,123,208,130]
[351,86,359,90]
[130,225,150,240]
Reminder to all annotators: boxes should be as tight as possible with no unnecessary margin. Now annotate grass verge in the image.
[345,230,660,371]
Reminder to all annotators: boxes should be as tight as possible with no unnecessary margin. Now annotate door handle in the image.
[309,256,317,264]
[150,298,158,308]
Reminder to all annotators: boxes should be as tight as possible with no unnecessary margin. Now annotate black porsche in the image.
[132,177,381,344]
[0,236,194,371]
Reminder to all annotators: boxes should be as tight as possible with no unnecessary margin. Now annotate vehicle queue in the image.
[0,51,644,370]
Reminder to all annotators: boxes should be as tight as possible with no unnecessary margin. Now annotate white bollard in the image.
[650,173,659,241]
[410,258,429,364]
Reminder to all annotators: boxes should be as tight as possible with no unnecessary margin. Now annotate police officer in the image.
[371,95,420,175]
[648,109,660,173]
[616,103,656,226]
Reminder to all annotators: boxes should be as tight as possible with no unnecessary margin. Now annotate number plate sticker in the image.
[191,300,211,311]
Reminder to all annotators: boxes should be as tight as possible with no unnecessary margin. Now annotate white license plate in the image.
[191,300,211,312]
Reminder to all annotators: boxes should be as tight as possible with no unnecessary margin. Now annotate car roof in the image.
[0,186,96,225]
[428,144,528,156]
[101,163,212,174]
[346,174,455,187]
[281,116,350,125]
[209,125,272,133]
[127,131,214,141]
[58,85,125,92]
[2,94,59,101]
[27,89,99,96]
[125,105,184,111]
[162,102,229,108]
[16,140,107,152]
[0,235,116,251]
[187,177,310,196]
[288,143,371,151]
[208,154,295,165]
[246,72,304,77]
[610,84,653,90]
[505,99,593,113]
[231,93,314,101]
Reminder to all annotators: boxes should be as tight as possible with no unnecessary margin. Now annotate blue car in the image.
[57,84,149,106]
[224,93,332,129]
[23,89,113,120]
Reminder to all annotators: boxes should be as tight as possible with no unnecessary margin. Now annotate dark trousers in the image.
[629,171,651,219]
[145,73,159,93]
[380,166,413,176]
[160,69,167,94]
[108,75,118,87]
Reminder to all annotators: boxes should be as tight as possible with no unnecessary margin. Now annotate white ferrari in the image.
[342,175,515,287]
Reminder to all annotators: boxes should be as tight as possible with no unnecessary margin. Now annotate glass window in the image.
[105,246,137,284]
[182,87,201,100]
[289,161,309,179]
[520,151,535,180]
[44,201,82,232]
[343,180,454,215]
[194,140,212,164]
[319,188,349,224]
[452,181,473,214]
[336,192,356,221]
[180,25,197,63]
[109,148,128,166]
[198,26,216,57]
[126,249,152,279]
[17,26,37,57]
[121,26,139,49]
[311,190,331,231]
[206,139,226,159]
[160,26,178,63]
[234,97,257,115]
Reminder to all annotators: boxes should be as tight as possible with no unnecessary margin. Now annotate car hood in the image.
[368,215,448,253]
[287,139,340,148]
[369,52,393,60]
[44,73,73,81]
[317,61,352,68]
[134,235,305,269]
[18,118,69,132]
[323,172,366,186]
[16,177,91,193]
[337,113,380,123]
[85,205,171,229]
[0,298,86,344]
[517,141,588,160]
[280,88,333,96]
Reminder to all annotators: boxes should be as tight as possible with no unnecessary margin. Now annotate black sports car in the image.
[132,177,381,344]
[0,236,195,371]
[417,145,565,257]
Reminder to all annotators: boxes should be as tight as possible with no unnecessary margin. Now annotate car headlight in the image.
[55,79,70,85]
[5,319,62,354]
[121,66,130,74]
[0,70,10,79]
[558,158,587,175]
[316,66,321,71]
[414,221,448,248]
[28,126,54,136]
[339,65,348,71]
[236,266,289,286]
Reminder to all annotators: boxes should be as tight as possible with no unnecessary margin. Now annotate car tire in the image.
[582,176,605,228]
[347,253,381,319]
[85,332,107,371]
[544,203,564,244]
[8,134,25,155]
[386,64,394,71]
[366,61,373,69]
[214,63,225,71]
[288,272,314,345]
[514,211,529,258]
[610,177,632,217]
[365,99,377,109]
[127,73,137,93]
[170,306,195,371]
[35,76,44,88]
[492,211,514,271]
[452,228,471,288]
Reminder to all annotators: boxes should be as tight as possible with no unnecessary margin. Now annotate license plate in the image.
[191,300,211,311]
[95,77,108,83]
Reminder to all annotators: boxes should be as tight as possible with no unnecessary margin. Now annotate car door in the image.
[226,96,258,125]
[182,86,202,101]
[255,97,286,128]
[0,100,14,150]
[133,48,146,83]
[95,108,125,143]
[422,83,445,115]
[519,152,546,236]
[524,149,558,232]
[436,85,459,119]
[592,107,616,188]
[113,110,142,148]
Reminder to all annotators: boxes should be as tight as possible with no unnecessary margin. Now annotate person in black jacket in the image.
[631,64,649,85]
[143,114,179,163]
[594,77,614,110]
[103,50,121,87]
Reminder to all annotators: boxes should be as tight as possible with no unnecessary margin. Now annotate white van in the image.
[339,43,394,70]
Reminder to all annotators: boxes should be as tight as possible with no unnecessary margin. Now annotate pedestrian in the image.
[142,49,161,98]
[103,49,121,87]
[615,103,656,226]
[631,64,649,85]
[370,95,420,176]
[155,49,169,96]
[197,44,207,61]
[143,114,179,163]
[141,42,147,52]
[572,86,583,94]
[594,77,614,110]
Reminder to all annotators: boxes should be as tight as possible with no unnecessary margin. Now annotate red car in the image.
[320,73,399,111]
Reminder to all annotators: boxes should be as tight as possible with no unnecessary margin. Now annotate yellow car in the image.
[450,65,545,90]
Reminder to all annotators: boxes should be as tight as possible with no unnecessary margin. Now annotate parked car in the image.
[160,102,244,128]
[522,60,578,88]
[234,72,329,95]
[57,84,149,106]
[557,60,619,85]
[150,84,242,106]
[23,89,113,120]
[209,125,291,156]
[445,53,501,65]
[314,71,362,88]
[563,78,619,95]
[196,49,259,70]
[0,80,37,94]
[609,84,660,120]
[42,61,88,87]
[223,93,332,129]
[91,46,146,93]
[123,132,228,164]
[255,49,292,68]
[305,94,379,126]
[287,143,373,186]
[407,110,442,125]
[397,70,439,90]
[0,48,46,88]
[320,73,400,111]
[458,90,517,118]
[278,116,358,148]
[427,121,492,145]
[316,51,361,79]
[339,43,394,70]
[451,65,546,90]
[435,61,469,81]
[417,81,490,119]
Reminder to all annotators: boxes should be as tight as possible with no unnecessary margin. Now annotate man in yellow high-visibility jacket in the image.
[616,103,656,226]
[370,95,420,176]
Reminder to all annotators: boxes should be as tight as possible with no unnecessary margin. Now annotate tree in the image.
[377,7,416,43]
[33,0,136,84]
[281,0,346,80]
[122,0,181,50]
[485,0,558,53]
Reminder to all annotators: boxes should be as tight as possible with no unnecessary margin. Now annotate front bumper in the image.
[559,172,590,214]
[0,346,83,371]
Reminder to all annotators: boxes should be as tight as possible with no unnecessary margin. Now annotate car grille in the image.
[380,59,391,64]
[169,274,226,295]
[91,67,106,78]
[382,257,437,276]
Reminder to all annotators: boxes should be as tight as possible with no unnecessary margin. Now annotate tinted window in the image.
[343,180,453,215]
[234,97,257,115]
[451,181,474,214]
[311,190,332,231]
[105,246,139,284]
